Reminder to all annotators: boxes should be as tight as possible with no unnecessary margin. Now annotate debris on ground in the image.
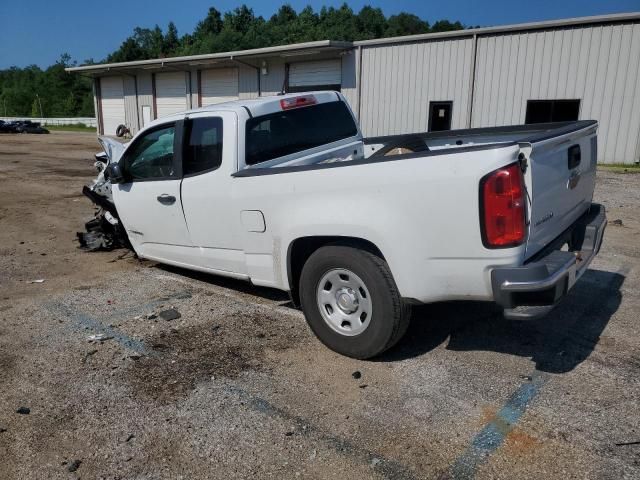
[67,460,82,472]
[615,440,640,446]
[352,371,362,379]
[16,407,30,415]
[611,219,624,226]
[88,334,114,342]
[125,434,135,442]
[26,279,45,284]
[82,349,99,364]
[0,427,7,433]
[108,250,135,263]
[159,309,181,321]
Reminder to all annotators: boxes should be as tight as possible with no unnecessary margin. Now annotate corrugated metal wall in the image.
[358,37,474,136]
[340,51,358,115]
[260,58,286,96]
[122,75,139,132]
[238,64,259,100]
[134,73,153,133]
[472,22,640,164]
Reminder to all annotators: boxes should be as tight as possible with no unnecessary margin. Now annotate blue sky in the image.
[0,0,638,68]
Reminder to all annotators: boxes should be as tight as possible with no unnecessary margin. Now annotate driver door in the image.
[113,120,195,264]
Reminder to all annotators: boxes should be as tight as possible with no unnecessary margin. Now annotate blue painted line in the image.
[48,302,149,354]
[223,385,418,480]
[449,372,548,479]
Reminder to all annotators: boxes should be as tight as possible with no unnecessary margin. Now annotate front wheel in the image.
[299,245,411,359]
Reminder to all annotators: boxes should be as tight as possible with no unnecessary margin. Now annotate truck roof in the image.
[146,91,343,128]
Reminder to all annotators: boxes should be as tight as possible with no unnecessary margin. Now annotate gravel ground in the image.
[0,132,639,479]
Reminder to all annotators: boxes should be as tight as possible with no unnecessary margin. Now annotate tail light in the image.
[280,95,317,110]
[480,162,526,248]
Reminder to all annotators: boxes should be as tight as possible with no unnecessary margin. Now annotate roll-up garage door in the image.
[155,72,188,118]
[200,68,239,106]
[100,76,125,136]
[288,59,341,92]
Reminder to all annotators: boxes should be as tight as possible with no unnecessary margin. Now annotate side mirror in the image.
[104,163,125,184]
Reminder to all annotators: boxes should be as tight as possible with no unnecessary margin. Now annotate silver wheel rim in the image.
[316,268,372,336]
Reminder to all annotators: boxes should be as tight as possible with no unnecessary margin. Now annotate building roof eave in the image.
[65,40,353,74]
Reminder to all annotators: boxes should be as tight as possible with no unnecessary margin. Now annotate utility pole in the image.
[36,93,43,118]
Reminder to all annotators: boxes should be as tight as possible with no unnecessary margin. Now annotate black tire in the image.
[116,124,127,138]
[299,245,411,359]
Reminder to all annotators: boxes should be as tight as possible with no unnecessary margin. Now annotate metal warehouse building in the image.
[68,12,640,164]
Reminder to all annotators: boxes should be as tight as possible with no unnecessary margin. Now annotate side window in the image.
[123,124,176,180]
[183,117,223,175]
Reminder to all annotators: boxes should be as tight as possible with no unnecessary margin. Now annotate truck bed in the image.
[234,121,597,175]
[233,119,598,301]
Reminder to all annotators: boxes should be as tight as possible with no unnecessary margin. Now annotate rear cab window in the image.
[245,101,358,166]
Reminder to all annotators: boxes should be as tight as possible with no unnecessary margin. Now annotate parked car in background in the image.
[81,92,606,359]
[0,120,49,134]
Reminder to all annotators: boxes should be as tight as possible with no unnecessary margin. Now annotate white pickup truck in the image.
[86,91,606,358]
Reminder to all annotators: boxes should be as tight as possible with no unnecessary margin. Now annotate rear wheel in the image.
[299,245,411,359]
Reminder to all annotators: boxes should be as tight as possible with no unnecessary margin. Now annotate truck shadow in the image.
[156,264,293,303]
[381,268,625,374]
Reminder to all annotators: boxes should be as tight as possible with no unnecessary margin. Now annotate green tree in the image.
[194,7,223,37]
[385,13,430,37]
[356,6,387,40]
[163,22,179,55]
[318,4,359,41]
[107,38,145,62]
[431,20,465,32]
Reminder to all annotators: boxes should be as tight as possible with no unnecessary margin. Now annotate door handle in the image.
[567,170,581,190]
[157,194,176,205]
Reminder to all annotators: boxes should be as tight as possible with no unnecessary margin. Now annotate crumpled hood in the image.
[97,136,127,164]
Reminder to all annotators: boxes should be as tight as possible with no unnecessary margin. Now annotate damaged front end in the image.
[77,138,130,252]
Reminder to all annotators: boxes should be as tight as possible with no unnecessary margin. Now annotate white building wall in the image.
[238,64,259,100]
[123,75,139,132]
[340,50,358,116]
[134,72,153,133]
[472,23,640,164]
[260,58,287,96]
[358,37,474,136]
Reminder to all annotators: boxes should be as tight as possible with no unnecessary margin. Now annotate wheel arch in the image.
[286,236,386,307]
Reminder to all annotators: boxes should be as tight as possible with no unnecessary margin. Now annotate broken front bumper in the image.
[492,203,607,320]
[77,185,129,251]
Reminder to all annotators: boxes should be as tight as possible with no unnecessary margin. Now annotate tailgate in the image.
[523,122,598,259]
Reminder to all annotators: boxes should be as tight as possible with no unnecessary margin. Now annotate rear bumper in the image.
[492,203,606,319]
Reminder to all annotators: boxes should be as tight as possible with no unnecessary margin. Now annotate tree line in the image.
[0,4,468,118]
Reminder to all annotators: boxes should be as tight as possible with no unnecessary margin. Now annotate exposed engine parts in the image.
[77,150,130,252]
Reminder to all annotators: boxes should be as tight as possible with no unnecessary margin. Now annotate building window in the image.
[525,99,580,124]
[428,101,453,132]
